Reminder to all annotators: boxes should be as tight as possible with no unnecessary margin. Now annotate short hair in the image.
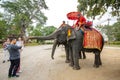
[10,38,16,42]
[63,21,65,23]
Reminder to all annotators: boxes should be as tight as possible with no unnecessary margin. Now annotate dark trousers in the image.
[8,58,20,76]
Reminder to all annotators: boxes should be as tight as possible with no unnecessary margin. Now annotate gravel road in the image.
[0,45,120,80]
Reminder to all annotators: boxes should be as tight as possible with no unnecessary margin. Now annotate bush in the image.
[109,41,120,45]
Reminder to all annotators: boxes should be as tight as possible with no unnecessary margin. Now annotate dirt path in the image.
[0,45,120,80]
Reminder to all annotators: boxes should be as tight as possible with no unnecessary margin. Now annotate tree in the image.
[42,26,57,36]
[28,24,57,36]
[111,21,120,41]
[0,19,7,39]
[0,12,21,39]
[97,21,120,41]
[77,0,120,19]
[28,24,43,36]
[27,24,56,43]
[0,0,48,40]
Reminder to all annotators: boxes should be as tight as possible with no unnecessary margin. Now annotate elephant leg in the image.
[65,45,70,63]
[72,47,81,70]
[79,51,86,59]
[82,51,86,59]
[69,46,74,67]
[94,52,100,68]
[79,51,82,59]
[98,53,102,66]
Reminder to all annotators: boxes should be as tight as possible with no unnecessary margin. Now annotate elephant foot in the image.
[73,66,81,70]
[83,57,86,59]
[99,63,102,66]
[78,56,82,59]
[93,64,99,68]
[79,57,82,59]
[69,63,74,67]
[65,60,70,63]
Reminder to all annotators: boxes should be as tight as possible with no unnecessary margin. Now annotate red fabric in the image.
[67,12,81,20]
[86,21,93,27]
[75,16,86,26]
[83,28,102,51]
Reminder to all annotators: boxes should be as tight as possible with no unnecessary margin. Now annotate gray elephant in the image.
[51,25,104,70]
[28,27,86,63]
[28,28,71,63]
[51,35,86,63]
[51,39,70,63]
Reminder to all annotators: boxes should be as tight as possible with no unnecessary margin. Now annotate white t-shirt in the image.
[16,41,24,49]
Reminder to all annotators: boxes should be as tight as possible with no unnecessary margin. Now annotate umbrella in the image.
[67,12,81,20]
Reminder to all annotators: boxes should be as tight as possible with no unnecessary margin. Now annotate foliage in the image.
[96,21,120,41]
[28,24,57,36]
[0,44,2,48]
[28,24,43,36]
[108,41,120,45]
[0,19,8,39]
[42,26,57,36]
[77,0,120,19]
[0,19,21,40]
[0,0,48,38]
[27,24,56,43]
[111,21,120,41]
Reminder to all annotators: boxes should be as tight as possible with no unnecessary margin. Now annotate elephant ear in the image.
[67,28,76,41]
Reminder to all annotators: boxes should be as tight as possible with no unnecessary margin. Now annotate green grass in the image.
[105,44,120,47]
[0,42,53,48]
[107,41,120,45]
[25,42,54,46]
[0,43,40,48]
[25,43,40,46]
[105,41,120,47]
[1,42,120,49]
[0,44,2,48]
[25,42,120,47]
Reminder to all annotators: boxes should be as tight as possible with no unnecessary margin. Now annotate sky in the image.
[43,0,117,28]
[0,0,117,28]
[43,0,78,27]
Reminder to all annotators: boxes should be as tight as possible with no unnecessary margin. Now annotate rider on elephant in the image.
[60,21,67,27]
[75,14,86,30]
[84,21,93,30]
[75,14,93,31]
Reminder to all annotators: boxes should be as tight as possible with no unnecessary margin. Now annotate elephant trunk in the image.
[51,40,57,59]
[28,29,58,40]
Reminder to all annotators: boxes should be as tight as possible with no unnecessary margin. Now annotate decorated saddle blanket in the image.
[83,28,103,50]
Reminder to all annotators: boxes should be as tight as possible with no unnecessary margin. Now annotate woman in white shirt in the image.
[16,37,24,73]
[2,38,10,63]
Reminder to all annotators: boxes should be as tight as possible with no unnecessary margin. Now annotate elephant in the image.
[51,39,70,63]
[79,51,86,59]
[51,37,86,63]
[28,28,70,63]
[28,27,86,63]
[51,25,104,70]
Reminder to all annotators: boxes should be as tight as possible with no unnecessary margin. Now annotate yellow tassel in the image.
[68,29,71,37]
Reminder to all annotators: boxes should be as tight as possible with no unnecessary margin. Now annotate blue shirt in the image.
[7,44,22,60]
